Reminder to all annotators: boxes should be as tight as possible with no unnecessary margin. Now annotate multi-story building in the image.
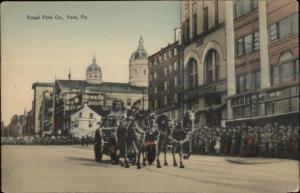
[7,114,25,137]
[148,42,181,120]
[39,92,54,136]
[32,82,54,136]
[24,109,34,136]
[180,0,228,126]
[179,0,298,127]
[227,0,299,126]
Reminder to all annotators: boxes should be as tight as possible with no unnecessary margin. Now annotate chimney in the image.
[174,28,182,45]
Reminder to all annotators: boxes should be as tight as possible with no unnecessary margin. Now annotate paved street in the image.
[2,145,299,193]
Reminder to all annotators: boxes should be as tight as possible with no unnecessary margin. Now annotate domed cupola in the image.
[129,36,149,87]
[86,54,102,84]
[130,36,149,62]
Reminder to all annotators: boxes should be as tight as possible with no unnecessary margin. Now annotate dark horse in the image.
[116,110,157,169]
[156,111,195,168]
[155,114,172,168]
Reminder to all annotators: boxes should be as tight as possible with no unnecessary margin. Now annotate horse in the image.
[155,114,172,168]
[156,111,196,168]
[116,109,157,169]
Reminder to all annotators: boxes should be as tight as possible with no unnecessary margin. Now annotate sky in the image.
[1,1,180,125]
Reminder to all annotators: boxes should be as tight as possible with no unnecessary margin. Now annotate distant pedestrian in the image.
[85,135,89,146]
[214,136,221,154]
[81,136,85,146]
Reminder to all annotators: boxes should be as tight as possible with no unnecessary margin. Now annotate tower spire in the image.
[138,36,144,49]
[92,53,96,64]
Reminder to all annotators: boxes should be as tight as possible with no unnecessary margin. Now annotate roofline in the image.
[148,41,179,59]
[32,82,54,89]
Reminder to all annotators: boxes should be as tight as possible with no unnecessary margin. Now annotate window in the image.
[279,16,292,38]
[271,65,279,85]
[164,53,167,60]
[193,14,197,37]
[236,31,259,56]
[237,74,245,93]
[281,62,294,82]
[187,58,198,89]
[164,81,168,90]
[235,0,242,18]
[184,19,190,42]
[144,69,146,75]
[79,112,82,118]
[169,65,172,73]
[154,72,157,79]
[174,76,178,87]
[94,75,97,78]
[74,120,79,127]
[174,62,178,71]
[236,38,244,56]
[164,67,167,75]
[174,48,177,56]
[251,70,261,89]
[175,93,178,103]
[169,50,172,58]
[154,86,157,94]
[214,0,219,25]
[270,14,298,42]
[253,32,260,50]
[235,0,258,19]
[90,113,93,119]
[292,13,299,34]
[270,24,278,41]
[203,7,208,31]
[205,50,220,83]
[89,121,93,128]
[244,34,253,53]
[245,73,251,91]
[271,51,297,85]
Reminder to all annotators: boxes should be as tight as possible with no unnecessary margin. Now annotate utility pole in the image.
[42,91,46,137]
[52,76,56,135]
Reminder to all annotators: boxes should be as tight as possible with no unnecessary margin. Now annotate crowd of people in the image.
[1,135,94,145]
[190,123,299,159]
[2,122,299,160]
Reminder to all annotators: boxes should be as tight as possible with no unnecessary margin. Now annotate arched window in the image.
[271,51,297,85]
[187,58,198,89]
[205,49,220,83]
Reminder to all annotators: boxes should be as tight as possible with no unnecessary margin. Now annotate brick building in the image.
[178,0,298,126]
[227,0,299,126]
[148,42,181,120]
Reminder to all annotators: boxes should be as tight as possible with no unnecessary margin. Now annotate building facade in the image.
[148,42,181,120]
[227,0,299,126]
[32,82,54,136]
[180,0,228,126]
[178,0,298,127]
[64,103,102,138]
